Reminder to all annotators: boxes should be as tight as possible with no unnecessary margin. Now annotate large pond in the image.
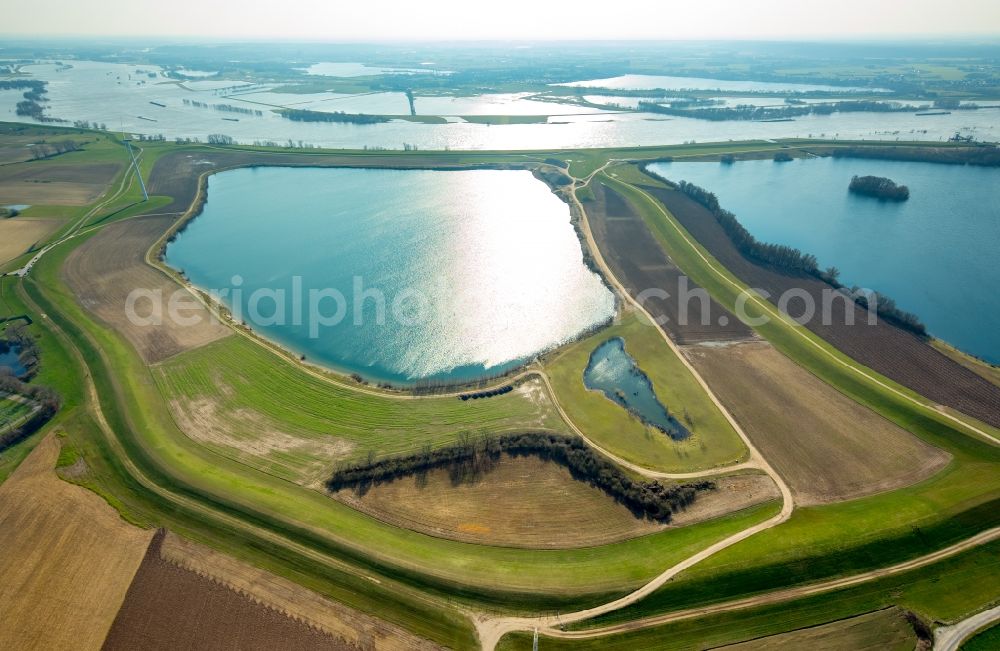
[165,167,615,384]
[648,158,1000,363]
[584,338,688,440]
[5,60,998,149]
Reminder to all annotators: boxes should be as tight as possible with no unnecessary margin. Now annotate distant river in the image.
[165,167,615,384]
[5,61,998,149]
[649,158,1000,363]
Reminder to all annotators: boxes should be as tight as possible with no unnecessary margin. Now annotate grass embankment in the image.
[544,310,747,472]
[153,335,570,484]
[564,170,1000,628]
[498,538,1000,649]
[23,222,782,607]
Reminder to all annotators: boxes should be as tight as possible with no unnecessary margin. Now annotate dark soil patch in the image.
[589,180,753,344]
[102,531,356,651]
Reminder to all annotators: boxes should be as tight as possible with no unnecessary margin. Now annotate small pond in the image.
[0,342,26,378]
[583,337,689,440]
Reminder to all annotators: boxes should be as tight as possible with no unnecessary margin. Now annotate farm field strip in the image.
[0,435,154,651]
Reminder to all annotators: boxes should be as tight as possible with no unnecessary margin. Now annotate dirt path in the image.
[542,526,1000,642]
[934,603,1000,651]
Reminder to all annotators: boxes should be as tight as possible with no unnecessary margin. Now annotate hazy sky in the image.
[5,0,1000,40]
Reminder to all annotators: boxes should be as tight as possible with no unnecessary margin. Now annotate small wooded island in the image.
[849,175,910,201]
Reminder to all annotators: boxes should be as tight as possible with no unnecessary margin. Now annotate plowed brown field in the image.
[588,180,753,345]
[62,215,230,363]
[686,341,951,505]
[0,435,153,650]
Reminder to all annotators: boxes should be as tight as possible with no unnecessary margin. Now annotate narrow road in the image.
[545,526,1000,641]
[935,603,1000,651]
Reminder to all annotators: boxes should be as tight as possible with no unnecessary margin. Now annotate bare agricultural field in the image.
[588,179,753,345]
[152,532,441,650]
[0,435,153,650]
[0,162,121,206]
[62,214,231,363]
[0,217,60,264]
[931,339,1000,388]
[336,457,778,548]
[685,341,951,505]
[103,531,394,651]
[715,607,917,651]
[335,455,664,548]
[670,472,780,527]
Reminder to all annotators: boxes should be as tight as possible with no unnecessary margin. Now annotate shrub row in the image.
[459,385,513,401]
[832,145,1000,167]
[327,433,715,522]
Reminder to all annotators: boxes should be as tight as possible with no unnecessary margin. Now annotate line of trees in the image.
[637,99,919,122]
[3,80,64,123]
[182,99,263,117]
[280,108,390,125]
[327,432,715,522]
[832,145,1000,167]
[676,180,927,336]
[849,175,910,201]
[678,181,819,274]
[27,139,79,160]
[459,385,513,401]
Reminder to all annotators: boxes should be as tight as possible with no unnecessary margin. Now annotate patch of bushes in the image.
[327,433,715,522]
[0,369,60,454]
